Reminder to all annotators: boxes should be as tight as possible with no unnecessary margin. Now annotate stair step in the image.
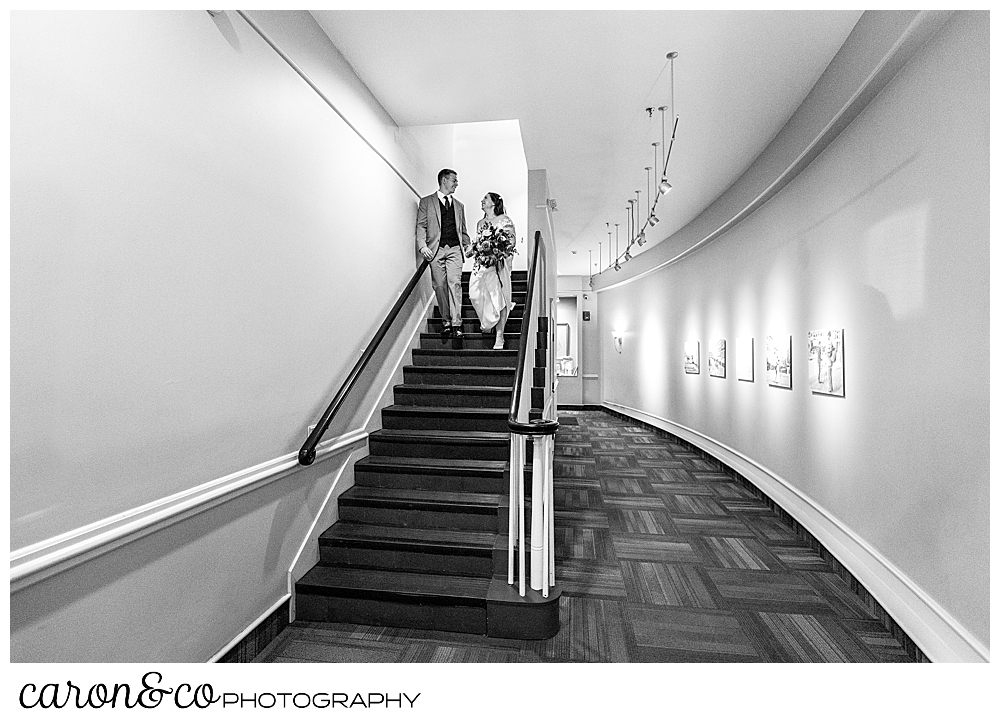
[355,454,507,493]
[382,404,509,433]
[368,428,509,460]
[393,383,511,408]
[340,486,503,530]
[341,486,504,511]
[318,521,497,575]
[463,270,528,281]
[427,317,524,334]
[419,332,520,350]
[322,520,497,551]
[434,305,525,320]
[412,348,518,367]
[296,566,490,633]
[403,365,515,387]
[458,293,526,307]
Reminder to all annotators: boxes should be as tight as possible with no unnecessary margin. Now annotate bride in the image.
[469,192,516,350]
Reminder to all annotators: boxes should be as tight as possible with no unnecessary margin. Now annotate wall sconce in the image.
[612,331,623,353]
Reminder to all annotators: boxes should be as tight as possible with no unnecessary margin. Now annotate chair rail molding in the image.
[602,400,990,664]
[9,429,369,594]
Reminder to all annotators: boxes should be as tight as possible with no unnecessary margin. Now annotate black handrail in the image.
[299,259,430,465]
[508,231,559,437]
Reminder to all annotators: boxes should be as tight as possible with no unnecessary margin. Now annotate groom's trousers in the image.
[430,244,464,329]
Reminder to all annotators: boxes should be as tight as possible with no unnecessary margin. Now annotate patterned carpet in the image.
[254,410,919,663]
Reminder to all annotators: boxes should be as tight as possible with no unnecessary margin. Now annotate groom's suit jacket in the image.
[415,193,471,259]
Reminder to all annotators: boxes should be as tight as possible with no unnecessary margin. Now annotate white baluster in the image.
[518,434,526,598]
[541,433,551,598]
[508,433,517,585]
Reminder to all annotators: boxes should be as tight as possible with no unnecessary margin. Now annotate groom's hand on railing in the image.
[419,246,433,261]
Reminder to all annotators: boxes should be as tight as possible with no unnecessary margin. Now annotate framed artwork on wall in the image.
[767,335,792,389]
[709,339,726,378]
[808,329,844,396]
[737,336,754,382]
[684,340,700,374]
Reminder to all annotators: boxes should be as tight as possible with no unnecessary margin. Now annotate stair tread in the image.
[396,383,512,392]
[342,486,503,507]
[299,565,491,600]
[357,455,506,471]
[383,405,509,416]
[404,364,516,372]
[370,428,509,443]
[413,349,518,356]
[323,521,497,547]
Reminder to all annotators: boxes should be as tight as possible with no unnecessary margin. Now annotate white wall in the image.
[453,120,530,271]
[10,10,444,661]
[597,12,988,653]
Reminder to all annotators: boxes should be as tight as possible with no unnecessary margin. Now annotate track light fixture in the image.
[659,179,673,194]
[624,246,632,261]
[637,230,646,246]
[649,215,659,226]
[614,260,621,271]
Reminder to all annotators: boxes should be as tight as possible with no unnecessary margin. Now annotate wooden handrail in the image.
[299,259,430,465]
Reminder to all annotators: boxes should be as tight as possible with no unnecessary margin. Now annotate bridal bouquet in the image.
[471,222,517,273]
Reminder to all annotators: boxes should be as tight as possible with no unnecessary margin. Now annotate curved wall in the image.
[597,11,988,656]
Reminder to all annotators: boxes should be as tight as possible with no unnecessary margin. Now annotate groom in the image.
[415,168,471,337]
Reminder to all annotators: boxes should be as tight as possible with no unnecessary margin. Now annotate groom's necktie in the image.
[445,197,451,212]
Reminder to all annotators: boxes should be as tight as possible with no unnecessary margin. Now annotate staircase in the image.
[295,269,560,639]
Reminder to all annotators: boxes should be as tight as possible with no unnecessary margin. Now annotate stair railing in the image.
[299,259,430,466]
[507,231,559,598]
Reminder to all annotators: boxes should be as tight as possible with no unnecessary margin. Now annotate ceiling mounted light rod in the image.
[644,167,652,217]
[660,115,680,194]
[660,51,679,195]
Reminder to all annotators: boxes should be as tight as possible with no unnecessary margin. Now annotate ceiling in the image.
[312,10,863,277]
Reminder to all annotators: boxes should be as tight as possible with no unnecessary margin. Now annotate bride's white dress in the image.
[469,215,515,331]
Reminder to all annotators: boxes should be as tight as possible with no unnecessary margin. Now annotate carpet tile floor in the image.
[253,410,918,663]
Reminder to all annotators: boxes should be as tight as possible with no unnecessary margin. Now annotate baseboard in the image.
[213,596,290,663]
[557,404,605,412]
[601,401,989,664]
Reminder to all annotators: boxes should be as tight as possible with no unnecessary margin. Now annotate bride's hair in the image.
[485,192,505,216]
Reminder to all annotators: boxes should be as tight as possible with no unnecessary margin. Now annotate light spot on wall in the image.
[863,204,928,318]
[638,312,666,407]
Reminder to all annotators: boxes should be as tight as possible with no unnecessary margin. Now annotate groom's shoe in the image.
[441,325,452,338]
[452,327,464,339]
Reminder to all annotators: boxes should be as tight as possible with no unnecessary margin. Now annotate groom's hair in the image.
[437,168,457,185]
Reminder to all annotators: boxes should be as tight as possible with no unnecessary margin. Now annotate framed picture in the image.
[737,336,754,382]
[684,340,700,374]
[808,329,844,396]
[766,335,792,389]
[709,339,726,378]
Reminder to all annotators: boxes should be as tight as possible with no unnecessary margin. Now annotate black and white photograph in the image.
[808,329,845,396]
[709,338,726,378]
[684,340,700,374]
[8,8,991,714]
[767,334,792,389]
